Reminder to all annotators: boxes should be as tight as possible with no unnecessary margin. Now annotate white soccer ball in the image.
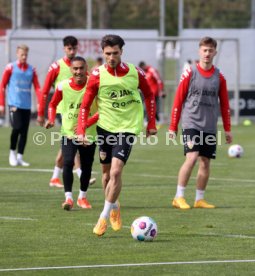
[228,144,244,158]
[131,216,157,242]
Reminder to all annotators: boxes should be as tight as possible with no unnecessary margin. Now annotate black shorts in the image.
[61,137,96,169]
[9,107,31,130]
[96,126,135,164]
[182,129,217,159]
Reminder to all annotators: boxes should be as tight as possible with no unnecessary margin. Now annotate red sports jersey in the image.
[38,56,72,116]
[143,65,164,97]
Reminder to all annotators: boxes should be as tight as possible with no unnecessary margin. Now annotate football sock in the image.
[10,150,16,157]
[175,185,186,198]
[9,150,17,160]
[65,192,73,201]
[195,189,205,201]
[100,200,113,219]
[17,153,23,161]
[78,190,87,199]
[52,166,62,179]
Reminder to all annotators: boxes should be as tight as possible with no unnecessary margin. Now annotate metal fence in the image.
[0,32,240,126]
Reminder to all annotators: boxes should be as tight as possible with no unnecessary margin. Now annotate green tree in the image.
[22,0,88,28]
[0,0,252,34]
[184,0,250,29]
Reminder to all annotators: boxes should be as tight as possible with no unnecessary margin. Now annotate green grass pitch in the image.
[0,123,255,275]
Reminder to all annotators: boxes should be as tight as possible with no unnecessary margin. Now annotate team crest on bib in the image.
[100,151,107,161]
[110,91,118,99]
[187,140,194,149]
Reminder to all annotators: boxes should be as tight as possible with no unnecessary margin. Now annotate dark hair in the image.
[199,37,217,48]
[96,57,103,63]
[139,61,146,68]
[101,34,125,50]
[63,36,78,46]
[71,56,86,64]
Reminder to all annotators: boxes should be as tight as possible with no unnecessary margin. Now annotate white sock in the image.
[75,168,82,178]
[175,185,186,198]
[17,153,23,161]
[195,189,205,201]
[9,150,17,160]
[10,150,16,156]
[78,190,87,199]
[65,192,73,200]
[52,166,62,179]
[99,200,113,219]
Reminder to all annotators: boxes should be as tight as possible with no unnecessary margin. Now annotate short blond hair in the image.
[17,44,29,52]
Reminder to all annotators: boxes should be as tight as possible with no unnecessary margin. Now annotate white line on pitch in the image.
[198,232,255,239]
[0,216,38,221]
[0,167,99,174]
[1,259,255,272]
[83,223,255,240]
[129,173,255,184]
[84,223,255,239]
[0,167,254,184]
[0,167,53,172]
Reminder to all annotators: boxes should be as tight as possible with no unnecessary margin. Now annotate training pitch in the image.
[0,124,255,275]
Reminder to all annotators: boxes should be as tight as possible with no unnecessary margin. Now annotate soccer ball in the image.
[131,216,157,242]
[228,144,244,158]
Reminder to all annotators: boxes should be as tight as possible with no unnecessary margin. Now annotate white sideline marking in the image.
[0,167,98,174]
[0,167,254,184]
[0,216,37,221]
[84,223,255,240]
[1,259,255,272]
[130,173,255,184]
[199,232,255,239]
[0,167,53,172]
